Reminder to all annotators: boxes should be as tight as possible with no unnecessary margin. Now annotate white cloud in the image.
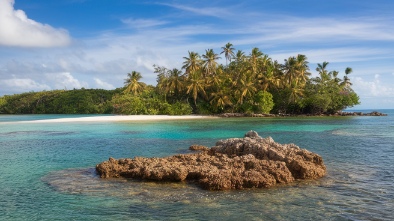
[46,72,88,90]
[270,47,391,64]
[0,78,50,92]
[256,17,394,42]
[0,0,71,47]
[121,18,168,28]
[353,75,394,97]
[160,3,232,19]
[94,78,114,90]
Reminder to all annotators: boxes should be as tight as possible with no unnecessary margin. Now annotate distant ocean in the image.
[1,110,393,220]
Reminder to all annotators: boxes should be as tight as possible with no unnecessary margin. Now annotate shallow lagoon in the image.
[1,111,393,220]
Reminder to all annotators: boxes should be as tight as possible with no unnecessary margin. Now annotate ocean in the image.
[0,110,393,220]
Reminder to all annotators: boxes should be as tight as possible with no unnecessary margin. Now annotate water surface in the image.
[0,111,393,220]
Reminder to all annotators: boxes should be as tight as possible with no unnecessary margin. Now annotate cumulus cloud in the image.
[94,78,114,90]
[0,0,71,47]
[0,78,51,92]
[46,72,88,89]
[353,75,394,97]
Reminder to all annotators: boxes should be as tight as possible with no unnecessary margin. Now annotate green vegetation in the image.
[0,43,360,115]
[0,89,120,114]
[153,43,359,115]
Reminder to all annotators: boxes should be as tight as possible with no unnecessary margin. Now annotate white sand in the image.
[15,115,216,124]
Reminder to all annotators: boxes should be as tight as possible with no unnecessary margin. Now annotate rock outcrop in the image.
[96,131,326,190]
[189,145,209,151]
[337,111,387,116]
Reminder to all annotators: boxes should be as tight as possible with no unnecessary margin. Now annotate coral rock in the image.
[96,131,326,190]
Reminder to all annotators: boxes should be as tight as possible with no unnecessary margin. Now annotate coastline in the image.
[216,111,388,118]
[1,110,388,124]
[12,115,217,124]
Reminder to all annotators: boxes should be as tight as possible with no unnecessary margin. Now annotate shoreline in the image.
[9,115,217,124]
[1,110,388,124]
[216,111,388,118]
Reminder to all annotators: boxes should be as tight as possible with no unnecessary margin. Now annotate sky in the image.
[0,0,393,109]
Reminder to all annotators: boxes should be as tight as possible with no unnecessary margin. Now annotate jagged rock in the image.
[244,130,260,139]
[337,111,387,116]
[189,145,209,151]
[96,131,326,190]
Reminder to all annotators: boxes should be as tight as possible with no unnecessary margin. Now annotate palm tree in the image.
[235,72,257,104]
[182,51,202,76]
[331,70,341,84]
[287,80,304,103]
[124,71,144,95]
[154,65,169,101]
[295,54,310,86]
[202,49,221,76]
[221,42,235,65]
[282,56,296,86]
[166,68,185,97]
[233,50,246,63]
[207,64,223,88]
[230,50,247,83]
[249,47,264,76]
[342,67,353,88]
[210,90,233,112]
[259,63,279,91]
[314,62,332,93]
[316,61,330,82]
[282,54,310,87]
[186,71,207,106]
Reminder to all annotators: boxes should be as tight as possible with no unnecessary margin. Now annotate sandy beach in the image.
[13,115,216,124]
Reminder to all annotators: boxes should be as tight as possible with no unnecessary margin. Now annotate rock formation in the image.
[96,131,326,190]
[336,111,387,116]
[189,144,209,151]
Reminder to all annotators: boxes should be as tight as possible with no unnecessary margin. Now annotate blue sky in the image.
[0,0,393,109]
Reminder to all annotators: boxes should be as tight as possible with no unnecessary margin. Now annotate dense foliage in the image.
[0,89,119,114]
[0,43,360,115]
[153,43,359,114]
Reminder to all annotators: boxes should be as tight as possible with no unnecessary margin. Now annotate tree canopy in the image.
[151,43,359,115]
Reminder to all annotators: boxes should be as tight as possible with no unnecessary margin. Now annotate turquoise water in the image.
[0,111,393,220]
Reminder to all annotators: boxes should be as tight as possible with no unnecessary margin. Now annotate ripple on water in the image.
[41,167,394,220]
[0,131,76,137]
[42,168,211,202]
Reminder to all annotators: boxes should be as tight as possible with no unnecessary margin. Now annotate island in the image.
[96,131,326,190]
[1,44,365,116]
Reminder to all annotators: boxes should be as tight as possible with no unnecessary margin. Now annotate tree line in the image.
[124,43,359,115]
[0,43,360,115]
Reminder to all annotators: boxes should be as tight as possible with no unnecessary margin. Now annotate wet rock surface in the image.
[96,131,326,190]
[336,111,387,116]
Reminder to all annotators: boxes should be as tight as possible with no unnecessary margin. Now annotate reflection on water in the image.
[42,166,393,220]
[42,168,202,200]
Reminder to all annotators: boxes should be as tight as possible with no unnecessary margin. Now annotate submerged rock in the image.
[96,131,326,190]
[189,145,209,151]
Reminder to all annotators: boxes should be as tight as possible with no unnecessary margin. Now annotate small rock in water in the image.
[96,131,326,190]
[244,130,261,139]
[189,145,209,151]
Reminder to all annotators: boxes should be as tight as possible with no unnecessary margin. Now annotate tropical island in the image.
[0,43,361,115]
